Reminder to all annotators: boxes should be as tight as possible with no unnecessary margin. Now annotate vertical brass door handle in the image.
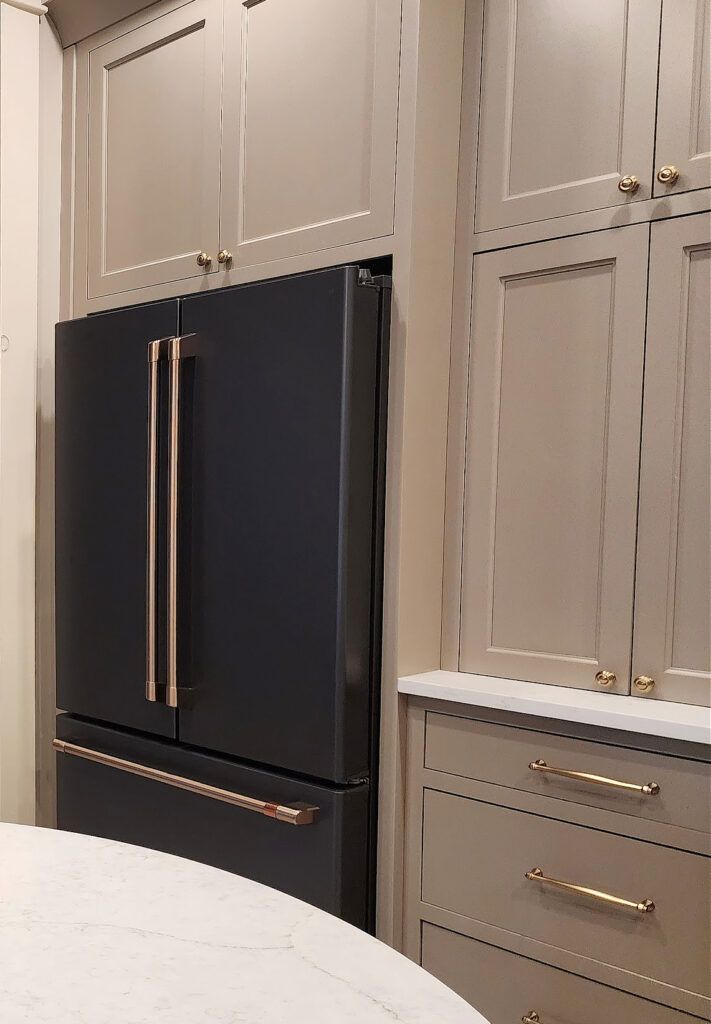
[595,669,616,688]
[146,337,170,704]
[657,165,679,185]
[618,174,640,193]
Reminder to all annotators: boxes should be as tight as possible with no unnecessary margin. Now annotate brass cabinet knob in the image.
[595,669,617,688]
[522,1014,540,1024]
[657,165,680,185]
[196,252,212,268]
[618,174,640,194]
[217,249,233,265]
[634,675,655,693]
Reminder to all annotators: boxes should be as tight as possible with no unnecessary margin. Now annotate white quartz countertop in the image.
[399,670,711,745]
[0,824,485,1024]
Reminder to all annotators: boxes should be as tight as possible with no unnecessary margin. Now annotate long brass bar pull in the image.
[525,867,655,914]
[167,337,182,709]
[166,334,196,709]
[53,740,319,825]
[529,759,660,796]
[146,338,170,703]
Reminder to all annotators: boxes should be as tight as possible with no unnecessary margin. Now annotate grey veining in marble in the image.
[0,824,487,1023]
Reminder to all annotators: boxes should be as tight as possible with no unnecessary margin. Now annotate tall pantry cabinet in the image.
[448,0,711,706]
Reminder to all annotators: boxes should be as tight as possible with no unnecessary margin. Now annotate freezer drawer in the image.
[56,717,370,928]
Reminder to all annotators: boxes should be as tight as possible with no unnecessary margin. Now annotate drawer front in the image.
[422,790,711,996]
[421,924,694,1024]
[426,713,711,835]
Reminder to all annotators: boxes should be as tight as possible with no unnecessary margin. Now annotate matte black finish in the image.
[178,268,381,781]
[55,301,180,737]
[56,716,370,927]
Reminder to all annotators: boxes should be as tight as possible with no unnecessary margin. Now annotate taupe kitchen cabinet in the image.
[219,0,401,267]
[474,0,662,231]
[655,0,711,196]
[71,0,402,310]
[74,0,224,301]
[459,226,649,694]
[632,212,711,707]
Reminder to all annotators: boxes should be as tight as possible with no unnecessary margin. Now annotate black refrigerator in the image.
[54,265,390,931]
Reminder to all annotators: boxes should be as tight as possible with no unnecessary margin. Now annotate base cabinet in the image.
[422,926,696,1024]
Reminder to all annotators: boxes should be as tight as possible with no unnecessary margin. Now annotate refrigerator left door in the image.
[55,300,181,737]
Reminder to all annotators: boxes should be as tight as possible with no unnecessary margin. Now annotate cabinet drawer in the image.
[425,713,711,835]
[422,790,711,997]
[421,924,694,1024]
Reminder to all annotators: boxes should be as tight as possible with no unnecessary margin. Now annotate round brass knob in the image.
[217,249,233,265]
[634,675,655,693]
[522,1014,540,1024]
[595,670,617,688]
[657,165,679,186]
[196,252,212,268]
[618,174,640,194]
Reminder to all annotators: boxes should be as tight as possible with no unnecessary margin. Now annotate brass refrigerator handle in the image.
[53,740,319,825]
[167,337,182,710]
[146,338,171,704]
[525,867,655,914]
[529,759,660,796]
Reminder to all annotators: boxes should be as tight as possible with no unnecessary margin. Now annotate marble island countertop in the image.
[0,824,486,1024]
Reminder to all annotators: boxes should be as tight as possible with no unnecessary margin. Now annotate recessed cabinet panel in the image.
[220,0,401,267]
[79,0,223,301]
[633,213,711,706]
[460,227,648,691]
[655,0,711,196]
[475,0,661,232]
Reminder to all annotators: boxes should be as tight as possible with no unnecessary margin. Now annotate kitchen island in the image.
[0,824,486,1023]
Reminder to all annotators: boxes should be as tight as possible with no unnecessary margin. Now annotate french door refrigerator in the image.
[54,265,390,930]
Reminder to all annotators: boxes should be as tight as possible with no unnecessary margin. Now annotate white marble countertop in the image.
[0,824,486,1024]
[399,670,711,745]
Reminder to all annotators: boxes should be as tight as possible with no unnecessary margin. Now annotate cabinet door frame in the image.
[632,212,711,706]
[73,0,223,308]
[457,226,649,692]
[654,0,711,197]
[474,0,661,233]
[219,0,401,268]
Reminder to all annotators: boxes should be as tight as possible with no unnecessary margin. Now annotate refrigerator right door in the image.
[178,267,386,783]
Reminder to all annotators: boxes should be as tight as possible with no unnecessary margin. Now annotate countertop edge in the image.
[398,670,711,746]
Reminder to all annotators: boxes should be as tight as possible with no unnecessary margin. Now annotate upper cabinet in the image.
[71,0,402,313]
[459,227,648,693]
[75,0,224,301]
[220,0,401,267]
[655,0,711,196]
[632,213,711,706]
[474,0,661,231]
[473,0,711,233]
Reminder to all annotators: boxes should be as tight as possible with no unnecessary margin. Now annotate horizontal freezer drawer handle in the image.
[53,740,318,825]
[529,759,660,796]
[524,867,655,914]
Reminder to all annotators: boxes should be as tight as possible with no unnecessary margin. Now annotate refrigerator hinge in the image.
[357,269,392,290]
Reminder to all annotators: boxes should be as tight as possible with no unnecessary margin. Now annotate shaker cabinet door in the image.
[220,0,401,267]
[459,227,648,692]
[632,213,711,706]
[474,0,661,232]
[654,0,711,196]
[76,0,223,305]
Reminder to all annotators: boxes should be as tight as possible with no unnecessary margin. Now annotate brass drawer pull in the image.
[525,867,655,914]
[529,759,660,796]
[53,740,319,825]
[522,1014,540,1024]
